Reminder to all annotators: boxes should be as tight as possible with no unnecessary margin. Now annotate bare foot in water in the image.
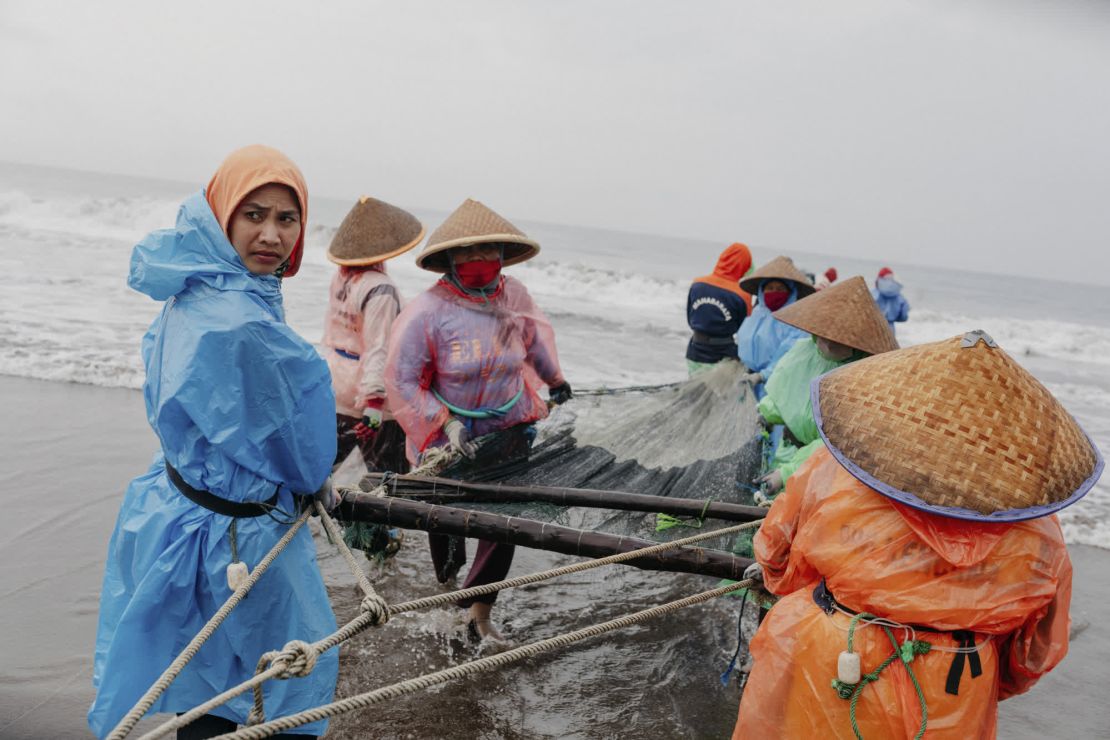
[467,602,508,644]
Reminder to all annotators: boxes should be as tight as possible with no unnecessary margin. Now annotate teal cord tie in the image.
[830,612,931,740]
[433,387,523,420]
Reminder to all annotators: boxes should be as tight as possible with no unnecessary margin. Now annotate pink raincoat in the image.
[322,266,402,418]
[384,275,565,463]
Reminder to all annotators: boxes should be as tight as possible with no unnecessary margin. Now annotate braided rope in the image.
[389,518,762,615]
[107,508,313,740]
[215,579,756,739]
[246,640,318,725]
[316,500,390,621]
[137,518,762,738]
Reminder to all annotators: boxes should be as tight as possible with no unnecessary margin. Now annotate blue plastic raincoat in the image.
[872,277,910,334]
[88,191,338,737]
[736,281,807,397]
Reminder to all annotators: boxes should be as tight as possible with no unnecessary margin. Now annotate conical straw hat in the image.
[772,276,898,355]
[739,256,815,296]
[327,196,425,266]
[812,331,1103,521]
[416,198,540,272]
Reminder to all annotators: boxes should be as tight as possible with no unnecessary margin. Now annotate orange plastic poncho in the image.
[692,242,753,312]
[733,447,1072,740]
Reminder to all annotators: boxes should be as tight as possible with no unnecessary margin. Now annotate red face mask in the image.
[763,290,790,311]
[454,259,502,289]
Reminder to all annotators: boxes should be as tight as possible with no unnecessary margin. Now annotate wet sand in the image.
[0,374,1105,739]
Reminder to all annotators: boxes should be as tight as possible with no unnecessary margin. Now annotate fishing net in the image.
[339,360,764,547]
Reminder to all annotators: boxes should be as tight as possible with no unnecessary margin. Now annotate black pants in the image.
[334,415,409,473]
[426,423,535,607]
[176,713,315,739]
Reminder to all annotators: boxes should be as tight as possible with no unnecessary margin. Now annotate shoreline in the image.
[0,374,1105,738]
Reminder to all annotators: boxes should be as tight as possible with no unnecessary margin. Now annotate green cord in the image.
[654,498,715,533]
[830,612,931,740]
[432,387,523,419]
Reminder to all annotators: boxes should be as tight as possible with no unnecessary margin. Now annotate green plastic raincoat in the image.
[758,337,856,482]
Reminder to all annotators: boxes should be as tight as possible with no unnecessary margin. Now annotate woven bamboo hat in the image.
[327,196,425,266]
[773,275,898,356]
[812,330,1103,521]
[739,256,816,297]
[416,198,540,272]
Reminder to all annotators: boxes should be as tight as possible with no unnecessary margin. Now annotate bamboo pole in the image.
[335,493,753,580]
[362,473,766,523]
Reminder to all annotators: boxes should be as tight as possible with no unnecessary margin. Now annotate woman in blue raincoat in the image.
[872,266,911,334]
[735,256,815,398]
[88,146,338,739]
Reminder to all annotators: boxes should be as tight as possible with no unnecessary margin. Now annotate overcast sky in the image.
[2,0,1109,284]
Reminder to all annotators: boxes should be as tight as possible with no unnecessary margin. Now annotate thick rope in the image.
[138,518,763,739]
[107,508,313,740]
[215,579,756,739]
[389,518,762,615]
[247,503,391,726]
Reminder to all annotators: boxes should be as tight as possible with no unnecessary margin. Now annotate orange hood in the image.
[693,242,753,309]
[891,501,1013,568]
[206,145,309,278]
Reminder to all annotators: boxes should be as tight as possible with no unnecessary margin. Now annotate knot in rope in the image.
[266,640,318,680]
[361,594,391,626]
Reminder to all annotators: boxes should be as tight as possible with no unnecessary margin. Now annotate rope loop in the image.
[360,594,391,627]
[268,640,319,680]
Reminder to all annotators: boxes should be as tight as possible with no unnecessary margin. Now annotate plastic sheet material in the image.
[758,337,850,481]
[873,276,911,332]
[736,281,808,394]
[322,266,403,417]
[734,447,1072,739]
[89,191,339,738]
[384,276,565,463]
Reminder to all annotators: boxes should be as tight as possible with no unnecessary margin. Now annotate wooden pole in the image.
[362,473,766,523]
[336,492,753,580]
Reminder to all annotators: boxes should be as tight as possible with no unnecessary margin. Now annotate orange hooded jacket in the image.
[693,243,753,313]
[733,447,1072,739]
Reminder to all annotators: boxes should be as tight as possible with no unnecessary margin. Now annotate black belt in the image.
[813,579,982,696]
[691,331,736,346]
[165,462,280,518]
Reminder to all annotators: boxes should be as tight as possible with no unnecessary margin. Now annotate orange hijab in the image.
[205,145,309,278]
[693,242,753,311]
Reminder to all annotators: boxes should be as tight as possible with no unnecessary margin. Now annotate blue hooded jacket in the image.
[88,191,338,737]
[872,277,910,334]
[735,281,807,397]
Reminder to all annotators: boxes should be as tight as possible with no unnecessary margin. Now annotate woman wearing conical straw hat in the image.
[384,198,571,643]
[322,196,423,476]
[88,146,338,739]
[736,256,815,399]
[734,331,1098,739]
[751,276,898,502]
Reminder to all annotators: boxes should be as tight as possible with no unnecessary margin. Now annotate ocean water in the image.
[1,159,1108,551]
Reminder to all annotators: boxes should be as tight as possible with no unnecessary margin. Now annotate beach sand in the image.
[0,375,1104,739]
